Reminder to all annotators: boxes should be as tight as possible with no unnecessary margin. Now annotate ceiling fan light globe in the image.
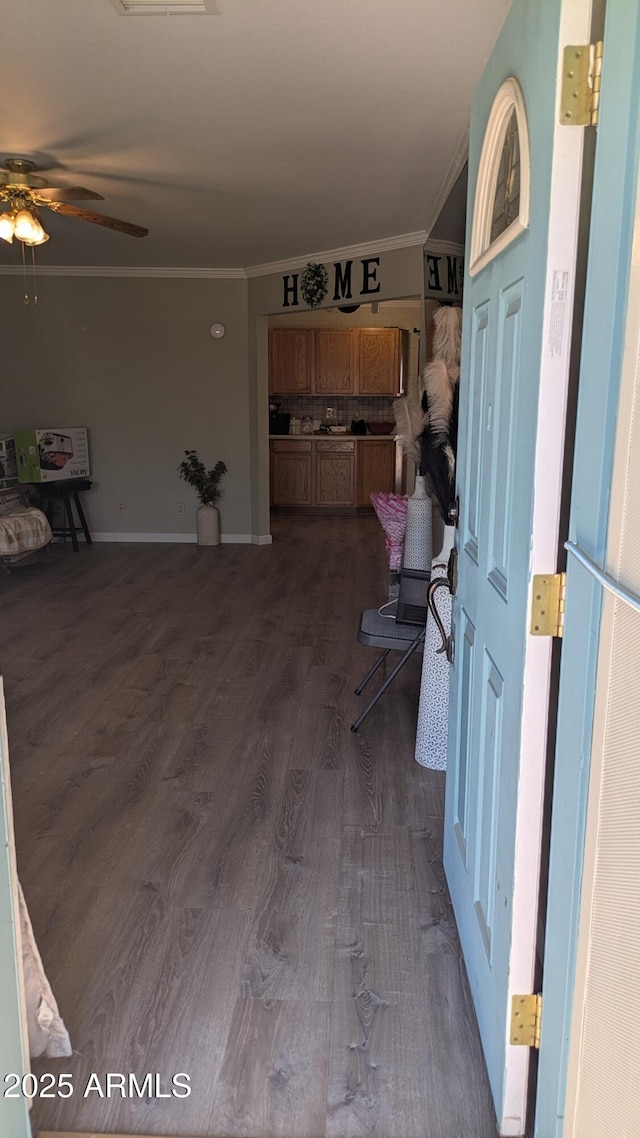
[14,209,45,243]
[0,212,15,243]
[24,230,50,246]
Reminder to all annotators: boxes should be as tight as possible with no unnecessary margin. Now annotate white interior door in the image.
[444,1,594,1133]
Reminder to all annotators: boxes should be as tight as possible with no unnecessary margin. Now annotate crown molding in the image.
[425,125,469,241]
[0,230,428,280]
[423,238,465,256]
[0,265,246,279]
[245,230,428,278]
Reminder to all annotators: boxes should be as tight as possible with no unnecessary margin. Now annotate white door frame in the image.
[505,2,593,1121]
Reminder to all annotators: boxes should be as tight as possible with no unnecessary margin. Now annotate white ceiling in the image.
[0,0,510,269]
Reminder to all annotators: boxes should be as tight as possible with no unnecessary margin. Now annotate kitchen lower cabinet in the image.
[270,440,313,506]
[269,437,398,512]
[357,438,396,506]
[315,440,355,506]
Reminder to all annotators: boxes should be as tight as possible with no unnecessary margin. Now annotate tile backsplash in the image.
[272,396,395,424]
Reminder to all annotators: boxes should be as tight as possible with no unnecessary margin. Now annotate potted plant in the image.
[178,449,227,546]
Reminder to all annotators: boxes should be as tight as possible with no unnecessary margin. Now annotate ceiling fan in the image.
[0,158,148,245]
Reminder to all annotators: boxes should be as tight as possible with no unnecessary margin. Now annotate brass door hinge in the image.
[510,994,543,1048]
[530,573,566,638]
[560,42,603,126]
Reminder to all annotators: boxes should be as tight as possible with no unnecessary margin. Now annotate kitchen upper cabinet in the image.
[268,329,313,395]
[357,328,405,395]
[315,440,355,507]
[314,330,357,395]
[357,439,396,506]
[268,327,407,396]
[270,440,313,506]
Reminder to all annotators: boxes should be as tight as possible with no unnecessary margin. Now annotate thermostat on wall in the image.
[209,323,226,339]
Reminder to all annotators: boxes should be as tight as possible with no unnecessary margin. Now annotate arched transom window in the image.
[469,77,530,276]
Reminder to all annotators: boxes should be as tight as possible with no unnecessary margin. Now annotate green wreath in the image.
[300,262,329,309]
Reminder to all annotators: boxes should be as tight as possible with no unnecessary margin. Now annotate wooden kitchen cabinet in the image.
[270,440,313,505]
[357,327,405,395]
[268,329,313,394]
[357,439,396,505]
[315,440,356,507]
[313,329,357,395]
[268,327,407,396]
[270,437,398,511]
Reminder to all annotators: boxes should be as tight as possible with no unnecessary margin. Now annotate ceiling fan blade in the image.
[36,187,105,202]
[48,202,148,238]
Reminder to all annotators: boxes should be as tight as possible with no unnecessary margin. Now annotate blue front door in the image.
[445,1,595,1132]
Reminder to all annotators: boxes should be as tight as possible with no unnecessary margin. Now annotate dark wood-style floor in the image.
[0,516,496,1138]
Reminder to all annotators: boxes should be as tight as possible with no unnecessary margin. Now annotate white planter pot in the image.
[196,504,220,546]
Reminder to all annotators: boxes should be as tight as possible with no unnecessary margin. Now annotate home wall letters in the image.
[282,257,381,308]
[423,241,465,302]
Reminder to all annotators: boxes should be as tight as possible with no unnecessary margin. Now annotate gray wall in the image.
[0,245,423,540]
[0,276,250,538]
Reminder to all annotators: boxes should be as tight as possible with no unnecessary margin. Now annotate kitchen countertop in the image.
[269,433,398,441]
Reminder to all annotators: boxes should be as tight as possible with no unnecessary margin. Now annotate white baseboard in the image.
[92,532,272,545]
[93,532,197,543]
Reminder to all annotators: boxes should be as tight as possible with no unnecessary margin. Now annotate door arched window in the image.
[469,78,530,276]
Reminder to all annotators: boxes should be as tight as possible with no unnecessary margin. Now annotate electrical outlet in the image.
[118,500,126,512]
[177,502,185,515]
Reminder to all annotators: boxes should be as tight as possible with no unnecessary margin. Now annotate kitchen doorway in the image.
[266,297,424,522]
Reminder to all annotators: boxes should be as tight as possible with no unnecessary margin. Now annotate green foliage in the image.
[300,261,329,309]
[178,449,227,506]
